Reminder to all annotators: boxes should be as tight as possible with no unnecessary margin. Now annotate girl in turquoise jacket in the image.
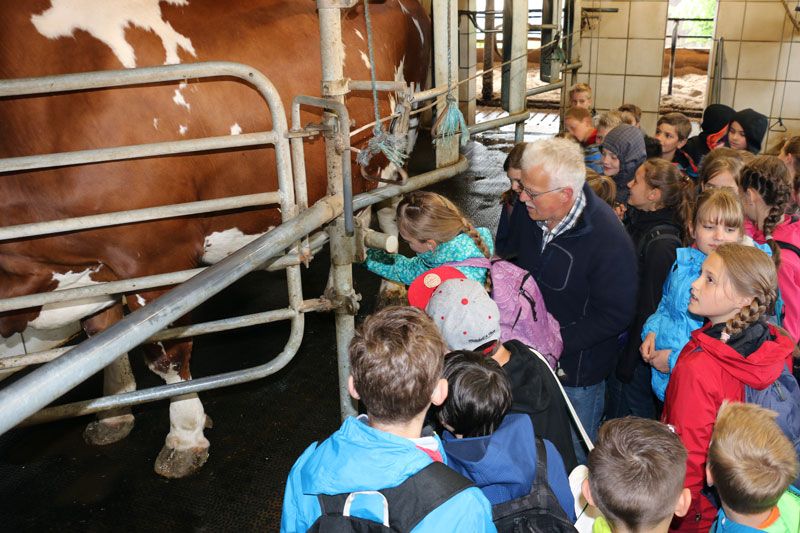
[640,188,773,400]
[365,191,493,285]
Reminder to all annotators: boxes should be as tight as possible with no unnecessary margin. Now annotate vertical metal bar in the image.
[317,0,357,420]
[507,0,528,143]
[458,0,477,125]
[668,20,679,96]
[434,0,460,166]
[482,0,495,101]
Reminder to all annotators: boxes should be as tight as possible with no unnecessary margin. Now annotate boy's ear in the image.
[674,488,692,518]
[677,137,688,149]
[430,378,448,407]
[581,478,596,507]
[705,464,714,487]
[347,375,360,400]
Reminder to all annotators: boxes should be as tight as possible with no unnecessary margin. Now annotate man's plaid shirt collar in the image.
[537,188,586,250]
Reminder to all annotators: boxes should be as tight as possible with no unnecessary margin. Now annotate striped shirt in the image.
[537,189,586,251]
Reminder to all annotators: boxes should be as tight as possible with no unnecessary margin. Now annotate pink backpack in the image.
[450,257,563,367]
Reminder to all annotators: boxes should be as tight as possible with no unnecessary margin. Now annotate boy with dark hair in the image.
[408,267,578,470]
[618,104,642,128]
[564,106,603,173]
[583,417,692,532]
[280,306,495,532]
[656,112,698,179]
[435,351,576,520]
[707,402,800,532]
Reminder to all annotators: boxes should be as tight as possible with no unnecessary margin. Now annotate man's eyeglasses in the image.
[509,178,564,200]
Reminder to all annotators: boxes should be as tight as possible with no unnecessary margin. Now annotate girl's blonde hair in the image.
[739,156,792,267]
[699,147,745,188]
[714,243,778,340]
[693,188,745,237]
[397,192,492,289]
[587,170,616,208]
[640,158,695,244]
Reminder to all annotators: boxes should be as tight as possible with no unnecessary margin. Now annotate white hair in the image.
[521,137,587,191]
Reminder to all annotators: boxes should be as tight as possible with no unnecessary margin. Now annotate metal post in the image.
[434,0,460,166]
[317,0,357,420]
[482,0,495,101]
[668,20,679,96]
[458,0,477,125]
[501,0,528,143]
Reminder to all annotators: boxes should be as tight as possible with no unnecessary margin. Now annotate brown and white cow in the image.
[0,0,430,477]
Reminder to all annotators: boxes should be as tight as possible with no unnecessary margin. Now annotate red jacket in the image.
[662,322,794,532]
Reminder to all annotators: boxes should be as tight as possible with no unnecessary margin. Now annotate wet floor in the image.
[0,110,557,532]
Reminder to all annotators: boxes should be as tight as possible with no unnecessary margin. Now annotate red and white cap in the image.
[410,267,501,352]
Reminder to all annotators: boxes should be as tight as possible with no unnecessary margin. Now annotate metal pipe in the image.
[0,231,328,313]
[0,193,279,241]
[0,194,343,435]
[411,85,451,103]
[0,132,276,174]
[468,111,531,135]
[0,299,335,371]
[527,80,565,97]
[668,21,679,96]
[348,80,407,92]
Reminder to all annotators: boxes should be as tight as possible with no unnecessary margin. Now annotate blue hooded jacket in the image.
[440,413,575,519]
[642,241,774,401]
[280,416,497,532]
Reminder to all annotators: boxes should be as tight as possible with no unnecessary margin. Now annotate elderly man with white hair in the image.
[496,137,637,464]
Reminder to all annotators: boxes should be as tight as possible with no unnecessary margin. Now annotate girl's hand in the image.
[649,349,671,373]
[640,332,656,361]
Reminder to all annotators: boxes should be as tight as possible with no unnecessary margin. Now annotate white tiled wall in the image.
[709,0,800,153]
[576,0,669,135]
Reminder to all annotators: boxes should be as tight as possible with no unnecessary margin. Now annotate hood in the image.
[691,322,793,389]
[701,104,735,135]
[729,108,768,154]
[441,413,536,504]
[299,416,436,495]
[603,124,647,184]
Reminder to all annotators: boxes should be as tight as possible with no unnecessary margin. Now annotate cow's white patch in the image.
[179,124,188,135]
[29,268,115,330]
[179,80,187,90]
[147,364,208,450]
[31,0,197,69]
[172,89,190,111]
[354,29,364,41]
[153,117,159,130]
[230,123,242,135]
[359,50,370,69]
[135,295,147,307]
[397,0,410,15]
[412,17,424,45]
[201,228,265,264]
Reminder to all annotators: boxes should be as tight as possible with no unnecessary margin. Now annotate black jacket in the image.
[616,207,683,382]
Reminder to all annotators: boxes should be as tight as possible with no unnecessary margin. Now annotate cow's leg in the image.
[128,292,210,478]
[81,303,136,445]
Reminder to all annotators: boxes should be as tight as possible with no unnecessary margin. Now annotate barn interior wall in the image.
[576,0,669,134]
[709,0,800,153]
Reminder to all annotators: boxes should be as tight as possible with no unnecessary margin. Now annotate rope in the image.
[356,0,409,170]
[431,0,470,147]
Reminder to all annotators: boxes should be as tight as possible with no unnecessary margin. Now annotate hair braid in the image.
[740,156,792,269]
[723,297,769,340]
[461,216,493,292]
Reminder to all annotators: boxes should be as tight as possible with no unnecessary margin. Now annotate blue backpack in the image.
[745,365,800,488]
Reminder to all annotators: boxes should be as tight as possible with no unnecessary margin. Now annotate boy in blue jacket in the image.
[280,306,496,532]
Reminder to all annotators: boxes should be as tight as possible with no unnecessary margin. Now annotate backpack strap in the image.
[637,224,681,259]
[775,239,800,259]
[317,462,474,531]
[447,257,493,269]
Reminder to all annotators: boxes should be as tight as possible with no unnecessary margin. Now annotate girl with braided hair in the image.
[662,243,795,532]
[364,191,493,286]
[740,156,800,342]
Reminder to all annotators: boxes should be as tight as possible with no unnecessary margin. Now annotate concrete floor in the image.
[0,111,556,532]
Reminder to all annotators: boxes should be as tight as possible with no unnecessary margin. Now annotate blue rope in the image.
[357,0,408,169]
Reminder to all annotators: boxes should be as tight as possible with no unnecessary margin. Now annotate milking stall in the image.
[1,0,799,530]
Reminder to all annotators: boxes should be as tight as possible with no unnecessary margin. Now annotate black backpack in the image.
[492,438,578,533]
[637,224,682,259]
[308,462,474,532]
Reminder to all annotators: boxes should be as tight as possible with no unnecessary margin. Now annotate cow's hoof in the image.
[83,415,135,446]
[154,444,209,478]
